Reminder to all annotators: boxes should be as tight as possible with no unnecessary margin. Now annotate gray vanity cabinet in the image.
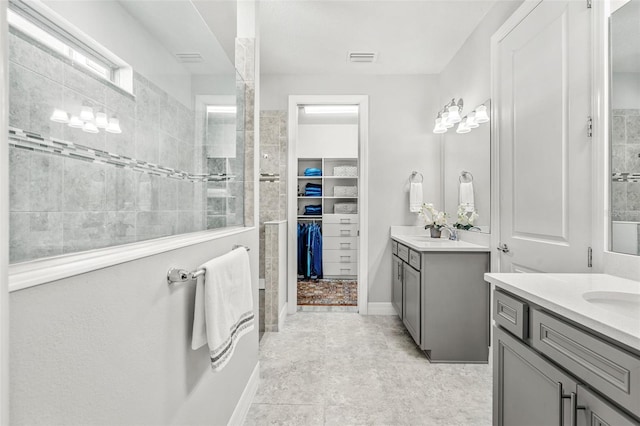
[392,254,403,318]
[402,262,421,345]
[494,326,577,426]
[493,288,640,426]
[577,385,638,426]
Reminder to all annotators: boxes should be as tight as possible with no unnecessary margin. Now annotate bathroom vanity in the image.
[391,230,491,363]
[485,273,640,426]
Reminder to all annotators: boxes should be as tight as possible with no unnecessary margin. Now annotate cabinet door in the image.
[576,385,639,426]
[494,327,577,426]
[402,263,420,346]
[392,255,403,318]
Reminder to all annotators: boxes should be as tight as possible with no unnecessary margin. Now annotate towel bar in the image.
[167,245,250,285]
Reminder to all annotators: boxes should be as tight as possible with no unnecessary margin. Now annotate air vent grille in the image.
[175,52,204,63]
[348,52,377,63]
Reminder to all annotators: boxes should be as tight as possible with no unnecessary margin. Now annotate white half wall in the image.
[262,74,441,303]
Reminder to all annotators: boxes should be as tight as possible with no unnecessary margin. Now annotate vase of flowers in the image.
[453,204,479,230]
[419,203,449,238]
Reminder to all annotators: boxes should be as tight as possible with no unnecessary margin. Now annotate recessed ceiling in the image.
[260,0,498,75]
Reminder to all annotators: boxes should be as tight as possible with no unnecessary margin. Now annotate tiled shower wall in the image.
[8,30,203,263]
[259,111,288,278]
[611,109,640,222]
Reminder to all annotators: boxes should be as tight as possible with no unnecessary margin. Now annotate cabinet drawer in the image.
[494,290,529,340]
[397,243,409,262]
[323,223,358,237]
[324,236,357,250]
[323,214,358,224]
[392,240,398,255]
[324,262,357,276]
[323,250,358,263]
[531,309,640,419]
[408,249,421,270]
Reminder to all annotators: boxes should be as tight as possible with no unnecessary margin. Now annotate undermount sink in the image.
[582,291,640,320]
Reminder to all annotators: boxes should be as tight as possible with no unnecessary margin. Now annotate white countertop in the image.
[485,273,640,352]
[390,226,490,252]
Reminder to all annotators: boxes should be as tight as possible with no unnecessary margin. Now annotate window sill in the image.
[8,226,253,292]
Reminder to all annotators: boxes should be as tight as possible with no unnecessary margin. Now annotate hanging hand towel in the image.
[409,182,423,213]
[192,247,254,372]
[459,182,475,212]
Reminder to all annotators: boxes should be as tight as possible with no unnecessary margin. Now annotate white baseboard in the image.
[367,302,397,315]
[278,302,287,330]
[228,362,260,426]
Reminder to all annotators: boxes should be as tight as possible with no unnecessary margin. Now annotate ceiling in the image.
[260,0,498,75]
[611,0,640,73]
[118,0,236,75]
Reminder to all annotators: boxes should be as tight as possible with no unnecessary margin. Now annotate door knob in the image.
[497,243,510,253]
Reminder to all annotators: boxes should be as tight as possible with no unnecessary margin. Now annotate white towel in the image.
[459,182,475,212]
[409,182,423,213]
[191,247,254,372]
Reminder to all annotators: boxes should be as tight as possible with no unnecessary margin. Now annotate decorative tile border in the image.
[612,173,640,183]
[8,127,234,182]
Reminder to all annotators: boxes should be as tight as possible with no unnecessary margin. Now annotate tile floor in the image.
[244,312,492,426]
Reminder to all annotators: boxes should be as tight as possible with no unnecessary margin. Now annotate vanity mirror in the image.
[443,100,491,233]
[610,0,640,255]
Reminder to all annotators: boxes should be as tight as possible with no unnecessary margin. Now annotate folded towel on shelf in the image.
[459,182,475,212]
[304,205,322,215]
[305,184,322,196]
[409,182,423,213]
[191,247,254,372]
[304,168,322,176]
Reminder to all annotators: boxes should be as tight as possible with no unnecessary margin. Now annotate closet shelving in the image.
[297,158,358,278]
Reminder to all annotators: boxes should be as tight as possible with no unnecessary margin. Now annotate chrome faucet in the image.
[443,225,458,241]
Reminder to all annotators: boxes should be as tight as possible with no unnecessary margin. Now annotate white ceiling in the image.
[611,0,640,73]
[260,0,498,75]
[118,0,236,75]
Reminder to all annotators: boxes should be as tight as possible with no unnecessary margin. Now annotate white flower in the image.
[420,203,449,229]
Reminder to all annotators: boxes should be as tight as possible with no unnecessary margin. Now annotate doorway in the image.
[287,95,369,314]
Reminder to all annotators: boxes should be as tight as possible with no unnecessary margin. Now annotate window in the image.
[8,0,133,93]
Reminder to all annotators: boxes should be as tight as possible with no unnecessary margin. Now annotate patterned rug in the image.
[297,279,358,306]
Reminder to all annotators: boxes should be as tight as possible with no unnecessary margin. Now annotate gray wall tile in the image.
[10,147,30,212]
[63,160,106,211]
[30,152,63,212]
[63,212,107,253]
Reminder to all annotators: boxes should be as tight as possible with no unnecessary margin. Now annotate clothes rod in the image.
[167,245,250,285]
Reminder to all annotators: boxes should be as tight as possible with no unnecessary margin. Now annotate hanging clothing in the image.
[297,222,323,279]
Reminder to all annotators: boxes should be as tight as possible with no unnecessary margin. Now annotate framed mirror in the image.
[443,100,491,233]
[610,0,640,255]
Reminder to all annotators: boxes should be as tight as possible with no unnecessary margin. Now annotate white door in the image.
[495,0,592,273]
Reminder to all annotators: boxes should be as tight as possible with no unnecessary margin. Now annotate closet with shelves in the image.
[293,105,360,308]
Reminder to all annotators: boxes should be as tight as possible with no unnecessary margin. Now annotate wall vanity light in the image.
[50,106,122,134]
[432,98,490,134]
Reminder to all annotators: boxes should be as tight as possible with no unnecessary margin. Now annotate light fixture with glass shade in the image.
[466,112,479,129]
[95,112,109,129]
[79,105,95,122]
[475,104,490,123]
[446,98,463,124]
[83,121,99,134]
[433,113,447,134]
[50,108,69,123]
[106,118,122,134]
[68,115,84,128]
[456,118,470,134]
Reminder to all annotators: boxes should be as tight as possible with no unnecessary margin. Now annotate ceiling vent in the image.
[348,52,377,63]
[175,52,204,63]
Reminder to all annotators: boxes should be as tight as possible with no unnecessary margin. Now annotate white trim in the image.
[490,0,544,272]
[367,302,396,316]
[9,226,253,292]
[0,2,10,422]
[278,302,287,330]
[227,361,260,426]
[287,95,369,315]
